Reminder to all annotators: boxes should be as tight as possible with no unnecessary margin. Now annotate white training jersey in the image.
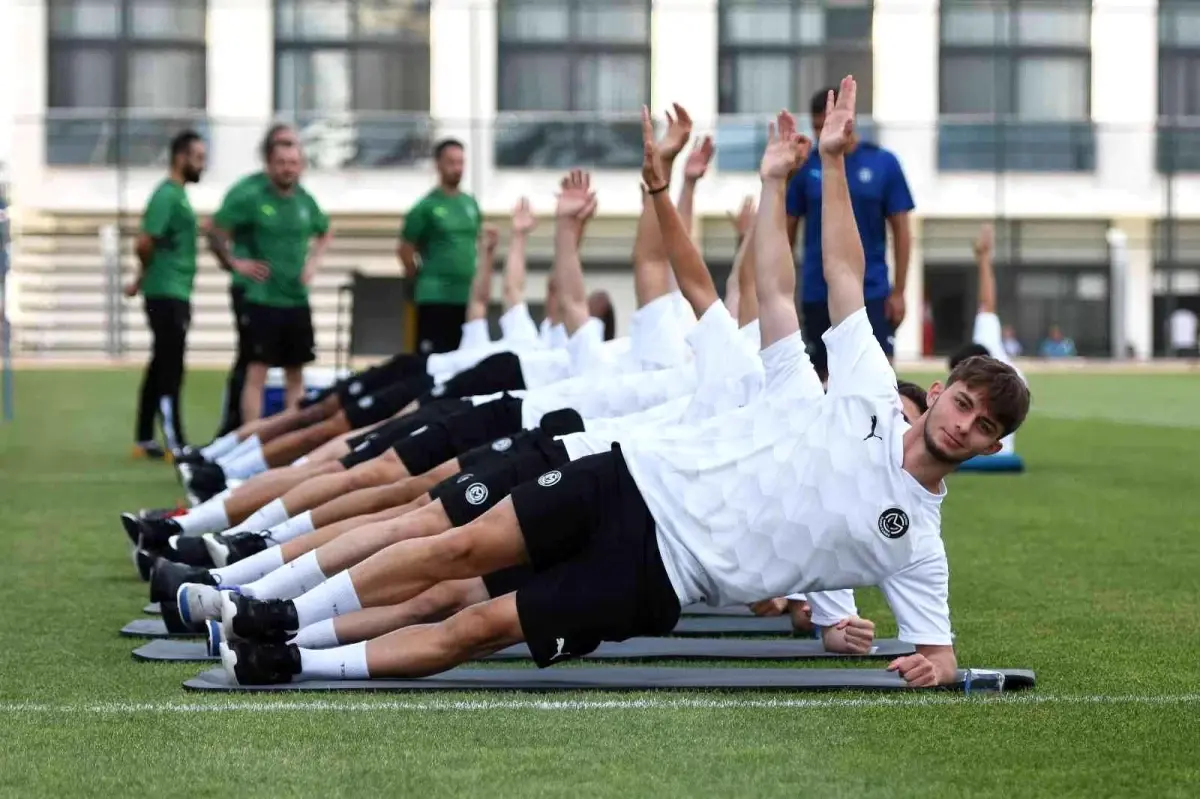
[972,312,1025,456]
[427,305,554,380]
[459,318,492,352]
[499,302,541,346]
[569,308,952,645]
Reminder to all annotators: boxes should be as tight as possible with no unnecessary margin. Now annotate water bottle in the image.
[962,668,1006,695]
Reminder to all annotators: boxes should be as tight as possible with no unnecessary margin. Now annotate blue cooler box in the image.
[262,367,347,416]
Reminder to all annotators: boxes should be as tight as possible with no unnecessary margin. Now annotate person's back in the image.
[1168,307,1198,355]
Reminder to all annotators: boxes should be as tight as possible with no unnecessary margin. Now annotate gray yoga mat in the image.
[680,604,754,617]
[671,616,796,635]
[134,637,915,664]
[144,603,161,615]
[120,618,201,639]
[185,666,1036,693]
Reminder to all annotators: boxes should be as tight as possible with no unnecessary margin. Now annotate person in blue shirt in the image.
[786,87,914,379]
[1038,325,1077,358]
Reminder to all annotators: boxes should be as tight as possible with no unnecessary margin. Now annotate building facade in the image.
[6,0,1200,359]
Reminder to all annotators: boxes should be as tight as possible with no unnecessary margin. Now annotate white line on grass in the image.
[3,693,1200,715]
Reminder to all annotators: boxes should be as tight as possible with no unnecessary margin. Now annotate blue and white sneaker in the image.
[177,582,232,626]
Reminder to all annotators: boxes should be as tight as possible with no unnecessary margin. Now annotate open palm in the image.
[511,197,537,234]
[556,170,592,218]
[759,110,808,181]
[818,75,858,157]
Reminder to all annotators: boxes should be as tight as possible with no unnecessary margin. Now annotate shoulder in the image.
[864,145,904,172]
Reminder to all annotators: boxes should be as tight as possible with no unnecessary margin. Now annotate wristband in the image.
[645,183,669,195]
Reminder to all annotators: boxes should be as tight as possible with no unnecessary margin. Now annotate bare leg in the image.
[251,394,341,445]
[309,500,453,576]
[304,426,378,464]
[283,366,305,410]
[273,453,408,518]
[307,458,459,529]
[241,363,269,425]
[223,460,345,523]
[363,593,525,678]
[260,412,353,468]
[277,500,426,562]
[330,579,489,644]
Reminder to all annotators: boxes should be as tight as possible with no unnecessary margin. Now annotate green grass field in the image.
[2,368,1200,797]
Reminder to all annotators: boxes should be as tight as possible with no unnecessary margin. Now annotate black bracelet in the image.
[646,183,669,195]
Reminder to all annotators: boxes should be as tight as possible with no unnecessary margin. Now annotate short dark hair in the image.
[948,342,992,371]
[811,86,838,117]
[587,291,616,341]
[896,380,929,417]
[945,355,1030,436]
[434,138,464,159]
[265,138,298,162]
[169,130,202,160]
[260,124,295,160]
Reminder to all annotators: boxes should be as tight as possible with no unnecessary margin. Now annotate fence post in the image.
[100,224,121,359]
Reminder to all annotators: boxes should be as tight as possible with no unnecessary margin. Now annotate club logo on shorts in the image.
[358,396,374,409]
[492,437,513,452]
[465,483,489,506]
[538,470,562,488]
[878,507,909,539]
[349,381,363,396]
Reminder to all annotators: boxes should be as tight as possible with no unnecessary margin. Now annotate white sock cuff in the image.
[293,569,362,629]
[244,498,289,532]
[201,432,241,460]
[289,618,339,649]
[298,642,369,681]
[210,545,284,587]
[269,511,315,544]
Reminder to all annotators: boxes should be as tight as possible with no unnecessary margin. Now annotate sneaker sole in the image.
[219,641,240,683]
[203,534,231,568]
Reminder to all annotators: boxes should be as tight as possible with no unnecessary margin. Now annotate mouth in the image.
[941,429,964,450]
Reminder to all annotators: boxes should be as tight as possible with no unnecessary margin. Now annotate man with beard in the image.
[208,141,332,425]
[128,130,207,459]
[398,139,483,355]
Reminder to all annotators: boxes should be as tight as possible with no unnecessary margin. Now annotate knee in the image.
[441,596,519,651]
[430,526,478,570]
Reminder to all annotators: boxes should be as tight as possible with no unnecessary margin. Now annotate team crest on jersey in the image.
[878,507,909,539]
[492,437,513,452]
[538,470,562,488]
[465,483,489,506]
[858,168,873,183]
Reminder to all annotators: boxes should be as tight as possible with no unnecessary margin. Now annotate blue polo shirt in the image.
[786,142,914,303]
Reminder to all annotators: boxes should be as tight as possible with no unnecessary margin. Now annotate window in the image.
[495,0,651,168]
[1158,1,1200,172]
[46,0,207,166]
[274,0,432,168]
[938,0,1094,172]
[717,0,874,171]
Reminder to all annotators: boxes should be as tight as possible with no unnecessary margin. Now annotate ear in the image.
[926,381,945,405]
[982,440,1003,456]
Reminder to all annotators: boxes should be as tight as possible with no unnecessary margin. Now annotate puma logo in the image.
[548,637,568,662]
[864,415,882,442]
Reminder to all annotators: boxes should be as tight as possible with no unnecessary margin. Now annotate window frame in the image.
[1157,1,1200,173]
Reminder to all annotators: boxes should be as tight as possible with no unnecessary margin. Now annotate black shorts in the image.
[481,566,534,599]
[421,352,526,404]
[335,354,430,406]
[391,394,524,476]
[802,299,893,378]
[339,399,474,469]
[509,446,681,667]
[245,303,316,368]
[432,435,569,527]
[343,373,435,429]
[415,302,467,355]
[456,409,583,472]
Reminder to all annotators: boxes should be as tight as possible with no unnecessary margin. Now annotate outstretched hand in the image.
[759,110,811,182]
[481,224,500,252]
[556,170,595,219]
[728,196,756,237]
[511,197,537,235]
[684,136,715,181]
[973,223,995,257]
[818,75,858,158]
[640,106,668,193]
[658,102,693,162]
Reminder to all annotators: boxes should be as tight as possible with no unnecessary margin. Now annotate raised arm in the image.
[723,197,755,318]
[754,111,812,348]
[676,135,714,236]
[974,223,996,314]
[639,107,719,317]
[466,225,499,321]
[817,76,867,329]
[503,198,536,311]
[551,170,596,334]
[736,216,759,328]
[630,103,692,307]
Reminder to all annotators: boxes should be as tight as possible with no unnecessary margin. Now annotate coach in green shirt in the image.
[208,124,300,436]
[210,141,331,424]
[398,138,481,354]
[126,130,206,460]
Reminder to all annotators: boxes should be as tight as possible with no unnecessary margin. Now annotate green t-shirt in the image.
[213,180,330,308]
[139,179,197,301]
[401,189,481,305]
[217,172,270,291]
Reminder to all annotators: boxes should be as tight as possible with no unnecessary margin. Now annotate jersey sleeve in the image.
[680,300,765,423]
[499,302,540,345]
[566,318,612,376]
[213,184,253,232]
[141,186,176,238]
[882,152,916,217]
[459,318,492,352]
[972,312,1008,364]
[307,193,331,236]
[823,307,896,401]
[759,329,824,400]
[879,553,954,646]
[805,590,859,628]
[400,199,429,246]
[785,172,807,218]
[629,291,690,370]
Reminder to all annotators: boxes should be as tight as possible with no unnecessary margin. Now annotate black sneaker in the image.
[129,515,184,550]
[149,557,215,603]
[167,535,215,568]
[223,593,299,643]
[222,641,301,685]
[160,600,204,634]
[173,446,206,465]
[223,531,272,565]
[186,462,227,495]
[133,547,156,582]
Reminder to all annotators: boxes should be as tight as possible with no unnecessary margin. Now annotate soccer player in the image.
[219,80,1029,688]
[127,130,207,459]
[399,139,482,355]
[786,86,914,378]
[208,141,332,426]
[209,124,300,437]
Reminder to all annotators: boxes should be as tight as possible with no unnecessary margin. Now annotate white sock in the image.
[265,511,315,544]
[289,618,339,649]
[222,446,268,480]
[292,570,362,629]
[241,498,289,532]
[216,435,258,468]
[298,642,369,681]
[210,546,284,586]
[175,498,230,535]
[241,550,327,600]
[201,432,241,460]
